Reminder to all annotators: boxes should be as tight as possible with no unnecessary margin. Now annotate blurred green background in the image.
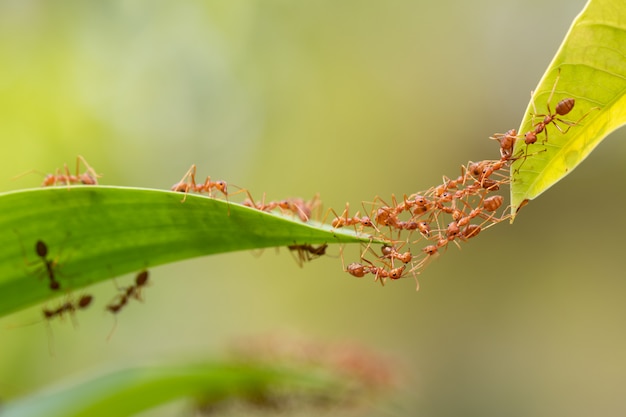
[2,0,626,416]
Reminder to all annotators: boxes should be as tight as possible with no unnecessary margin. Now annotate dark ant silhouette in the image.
[106,270,150,315]
[43,295,93,321]
[33,240,61,291]
[287,243,328,267]
[106,270,150,340]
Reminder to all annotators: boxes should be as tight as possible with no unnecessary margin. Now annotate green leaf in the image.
[510,0,626,213]
[0,361,348,417]
[0,186,372,318]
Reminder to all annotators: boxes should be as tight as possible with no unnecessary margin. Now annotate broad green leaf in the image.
[510,0,626,214]
[0,186,372,318]
[0,361,349,417]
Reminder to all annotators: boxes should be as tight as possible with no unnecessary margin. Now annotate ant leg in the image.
[77,155,101,185]
[171,164,197,202]
[551,105,600,134]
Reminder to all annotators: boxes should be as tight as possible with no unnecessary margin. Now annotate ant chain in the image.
[330,114,576,289]
[163,74,597,290]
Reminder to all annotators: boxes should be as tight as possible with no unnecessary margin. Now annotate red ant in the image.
[378,264,406,282]
[14,156,101,188]
[374,206,400,228]
[406,244,440,277]
[363,260,406,285]
[339,245,370,279]
[288,243,328,267]
[523,69,598,147]
[369,195,428,231]
[274,196,321,222]
[43,156,100,187]
[392,194,435,219]
[171,165,244,209]
[242,192,320,222]
[490,129,518,160]
[340,246,403,285]
[380,244,412,264]
[329,203,377,230]
[434,175,466,196]
[242,192,280,212]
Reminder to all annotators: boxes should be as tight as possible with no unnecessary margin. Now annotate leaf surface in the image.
[511,0,626,213]
[0,186,371,317]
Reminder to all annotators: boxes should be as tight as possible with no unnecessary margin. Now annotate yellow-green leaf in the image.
[511,0,626,213]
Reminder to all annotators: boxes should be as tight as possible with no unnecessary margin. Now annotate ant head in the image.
[41,174,57,187]
[389,266,405,280]
[214,181,228,195]
[80,173,98,185]
[446,222,460,238]
[360,216,373,227]
[35,240,48,257]
[524,131,537,145]
[136,270,149,287]
[422,245,438,256]
[78,295,93,309]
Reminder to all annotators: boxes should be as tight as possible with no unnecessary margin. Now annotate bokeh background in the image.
[2,0,626,416]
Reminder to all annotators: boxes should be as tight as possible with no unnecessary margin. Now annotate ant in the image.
[490,129,518,160]
[341,245,409,286]
[43,156,100,187]
[282,194,321,222]
[19,238,64,291]
[14,156,101,188]
[43,294,93,322]
[380,244,412,264]
[374,205,400,228]
[328,203,377,230]
[242,193,319,222]
[340,246,382,283]
[106,270,150,339]
[38,293,94,355]
[274,196,319,222]
[171,164,244,207]
[287,243,328,267]
[523,69,598,147]
[364,260,406,286]
[34,240,62,291]
[242,192,280,212]
[107,270,150,314]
